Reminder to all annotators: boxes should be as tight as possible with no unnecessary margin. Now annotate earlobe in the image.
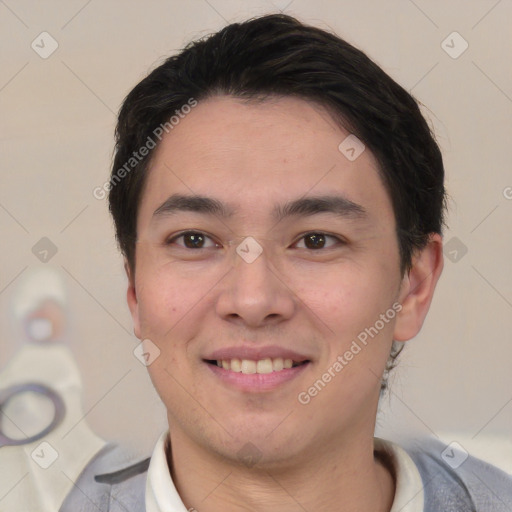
[125,261,141,339]
[393,234,444,342]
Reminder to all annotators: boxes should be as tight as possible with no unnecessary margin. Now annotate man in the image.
[62,13,512,512]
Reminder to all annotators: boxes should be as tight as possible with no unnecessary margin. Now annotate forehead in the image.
[138,95,394,229]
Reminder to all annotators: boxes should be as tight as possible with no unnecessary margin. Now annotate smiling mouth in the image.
[205,357,310,374]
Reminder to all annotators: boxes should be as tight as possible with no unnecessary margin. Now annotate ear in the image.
[125,260,141,339]
[393,233,444,342]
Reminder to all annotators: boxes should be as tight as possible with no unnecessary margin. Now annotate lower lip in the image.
[205,361,310,392]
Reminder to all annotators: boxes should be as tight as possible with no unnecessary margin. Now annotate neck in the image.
[165,427,395,512]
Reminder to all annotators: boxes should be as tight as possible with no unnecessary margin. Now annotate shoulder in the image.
[401,436,512,512]
[59,440,150,512]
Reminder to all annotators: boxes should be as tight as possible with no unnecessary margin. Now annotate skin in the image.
[126,95,444,511]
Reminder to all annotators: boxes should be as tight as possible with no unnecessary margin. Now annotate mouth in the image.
[204,357,310,374]
[203,356,311,392]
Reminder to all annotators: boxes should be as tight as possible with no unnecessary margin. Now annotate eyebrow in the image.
[152,193,368,223]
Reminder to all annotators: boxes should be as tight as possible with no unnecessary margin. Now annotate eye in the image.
[165,231,220,249]
[293,232,343,250]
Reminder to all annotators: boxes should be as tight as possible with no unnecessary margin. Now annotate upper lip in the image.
[204,345,311,362]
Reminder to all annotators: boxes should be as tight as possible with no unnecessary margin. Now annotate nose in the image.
[215,241,296,328]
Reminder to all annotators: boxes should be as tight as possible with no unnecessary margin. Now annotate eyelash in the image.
[165,231,345,250]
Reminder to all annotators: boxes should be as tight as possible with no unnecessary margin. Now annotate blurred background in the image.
[1,0,511,473]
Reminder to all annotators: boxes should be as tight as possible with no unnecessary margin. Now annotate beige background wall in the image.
[1,0,511,468]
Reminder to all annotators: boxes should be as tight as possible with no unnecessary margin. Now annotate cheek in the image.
[135,264,202,341]
[134,239,219,328]
[294,264,399,381]
[137,268,204,407]
[294,267,389,331]
[137,281,176,337]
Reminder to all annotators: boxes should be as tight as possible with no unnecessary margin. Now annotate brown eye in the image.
[294,233,341,250]
[166,231,218,249]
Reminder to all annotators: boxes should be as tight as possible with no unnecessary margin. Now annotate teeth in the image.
[256,358,273,374]
[215,357,301,374]
[273,358,284,371]
[241,360,256,374]
[231,358,241,372]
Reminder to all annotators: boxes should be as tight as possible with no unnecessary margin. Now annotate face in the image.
[127,95,425,466]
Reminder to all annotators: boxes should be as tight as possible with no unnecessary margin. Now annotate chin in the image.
[215,424,308,468]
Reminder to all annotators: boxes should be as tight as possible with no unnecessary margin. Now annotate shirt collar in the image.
[146,430,189,512]
[146,430,424,512]
[374,437,424,512]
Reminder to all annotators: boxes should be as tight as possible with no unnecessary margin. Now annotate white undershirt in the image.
[146,430,424,512]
